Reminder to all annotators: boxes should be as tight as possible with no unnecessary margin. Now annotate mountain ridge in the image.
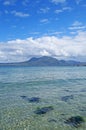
[0,56,86,66]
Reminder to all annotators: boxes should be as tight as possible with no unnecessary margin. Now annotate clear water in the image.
[0,66,86,130]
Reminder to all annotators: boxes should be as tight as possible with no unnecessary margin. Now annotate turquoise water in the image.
[0,66,86,130]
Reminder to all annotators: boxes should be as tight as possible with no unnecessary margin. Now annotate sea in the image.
[0,66,86,130]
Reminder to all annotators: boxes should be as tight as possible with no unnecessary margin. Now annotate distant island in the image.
[0,56,86,66]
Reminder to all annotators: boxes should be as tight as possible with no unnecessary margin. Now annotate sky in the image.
[0,0,86,63]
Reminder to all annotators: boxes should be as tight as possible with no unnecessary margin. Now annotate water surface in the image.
[0,66,86,130]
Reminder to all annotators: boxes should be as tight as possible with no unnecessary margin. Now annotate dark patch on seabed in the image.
[20,95,85,128]
[20,96,40,103]
[65,116,85,128]
[34,106,54,115]
[61,95,74,102]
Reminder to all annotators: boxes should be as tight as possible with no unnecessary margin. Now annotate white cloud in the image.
[55,6,72,14]
[55,9,63,14]
[3,0,17,6]
[69,26,86,30]
[3,1,11,5]
[22,0,29,6]
[0,31,86,63]
[72,21,82,26]
[62,7,72,11]
[40,19,49,23]
[39,7,50,13]
[75,0,82,4]
[51,0,66,4]
[11,11,29,17]
[28,32,40,35]
[46,31,63,36]
[69,21,86,30]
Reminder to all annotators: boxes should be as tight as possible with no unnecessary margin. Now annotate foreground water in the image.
[0,66,86,130]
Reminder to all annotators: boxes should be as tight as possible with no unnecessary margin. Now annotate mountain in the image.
[23,56,81,66]
[0,56,86,66]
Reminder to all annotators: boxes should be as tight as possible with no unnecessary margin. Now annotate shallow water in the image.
[0,66,86,130]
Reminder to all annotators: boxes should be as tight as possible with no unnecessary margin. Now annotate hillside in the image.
[0,56,86,66]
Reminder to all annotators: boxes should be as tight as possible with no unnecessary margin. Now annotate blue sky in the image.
[0,0,86,62]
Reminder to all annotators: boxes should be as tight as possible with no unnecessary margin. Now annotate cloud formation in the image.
[3,1,10,5]
[11,10,29,17]
[40,19,49,24]
[55,6,72,14]
[69,21,86,31]
[51,0,66,4]
[0,31,86,63]
[3,0,17,5]
[75,0,82,4]
[39,7,50,13]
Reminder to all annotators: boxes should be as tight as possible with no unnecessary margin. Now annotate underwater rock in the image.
[61,95,74,102]
[28,97,40,103]
[34,106,54,115]
[20,96,40,103]
[65,116,84,127]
